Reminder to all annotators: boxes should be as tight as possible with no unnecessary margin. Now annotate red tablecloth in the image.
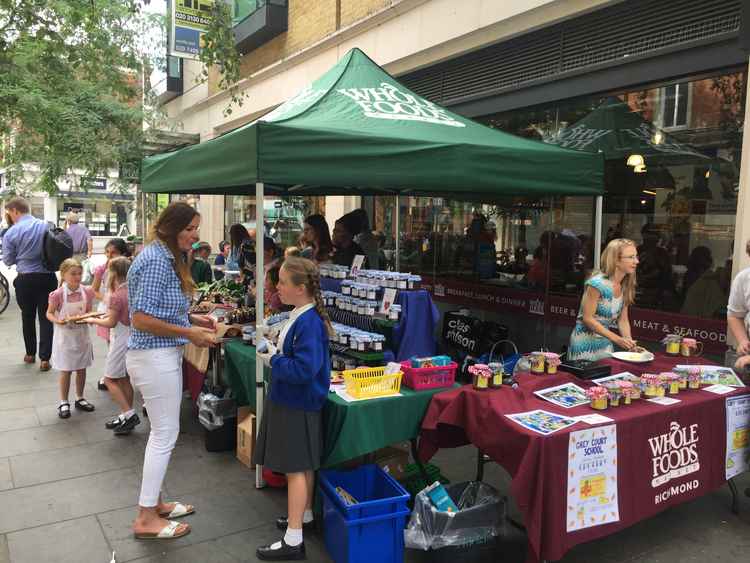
[419,355,748,562]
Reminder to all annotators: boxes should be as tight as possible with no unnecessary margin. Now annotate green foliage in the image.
[0,0,243,194]
[199,1,246,117]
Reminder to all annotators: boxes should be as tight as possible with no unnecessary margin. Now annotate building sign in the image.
[421,276,727,353]
[170,0,214,60]
[81,177,107,190]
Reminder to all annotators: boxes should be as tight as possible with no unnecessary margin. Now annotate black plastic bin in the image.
[204,414,237,452]
[405,481,505,563]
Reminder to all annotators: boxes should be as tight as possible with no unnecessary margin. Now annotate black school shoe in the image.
[105,416,123,430]
[275,517,315,532]
[97,378,108,391]
[114,413,141,436]
[58,403,71,419]
[256,539,306,561]
[74,399,95,412]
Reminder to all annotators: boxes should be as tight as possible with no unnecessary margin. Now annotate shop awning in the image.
[545,97,709,166]
[141,48,604,198]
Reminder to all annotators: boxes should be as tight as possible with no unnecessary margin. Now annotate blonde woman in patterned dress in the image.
[568,238,639,361]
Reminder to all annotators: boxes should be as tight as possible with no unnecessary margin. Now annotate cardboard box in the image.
[373,446,410,481]
[236,406,256,468]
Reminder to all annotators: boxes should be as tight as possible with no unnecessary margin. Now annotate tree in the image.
[0,0,242,194]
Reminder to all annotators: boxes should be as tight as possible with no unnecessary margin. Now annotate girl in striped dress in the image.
[568,238,639,361]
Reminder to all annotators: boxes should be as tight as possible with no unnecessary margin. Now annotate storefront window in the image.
[224,196,315,249]
[479,68,744,322]
[60,199,131,237]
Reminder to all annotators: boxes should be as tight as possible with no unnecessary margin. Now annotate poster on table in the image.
[675,365,745,387]
[505,409,577,435]
[566,425,619,532]
[534,383,589,408]
[170,0,215,59]
[592,372,639,386]
[726,394,750,480]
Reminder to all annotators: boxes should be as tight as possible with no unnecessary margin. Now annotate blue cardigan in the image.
[269,308,331,411]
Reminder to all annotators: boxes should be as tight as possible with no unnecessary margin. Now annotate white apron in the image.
[50,285,94,372]
[105,319,131,378]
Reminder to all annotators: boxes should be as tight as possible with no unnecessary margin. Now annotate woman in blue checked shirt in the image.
[126,202,217,540]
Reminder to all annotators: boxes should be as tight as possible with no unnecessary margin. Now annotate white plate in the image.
[611,351,655,363]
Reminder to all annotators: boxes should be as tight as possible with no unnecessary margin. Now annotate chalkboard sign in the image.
[442,312,483,355]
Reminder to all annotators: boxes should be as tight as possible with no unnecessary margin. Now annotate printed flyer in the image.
[726,394,750,480]
[534,383,590,408]
[675,365,745,387]
[505,409,578,436]
[566,425,619,532]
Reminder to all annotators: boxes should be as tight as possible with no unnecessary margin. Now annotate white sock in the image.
[284,527,303,547]
[59,400,69,407]
[302,509,314,524]
[123,409,135,419]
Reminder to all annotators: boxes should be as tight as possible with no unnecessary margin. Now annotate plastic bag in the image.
[404,481,505,551]
[81,258,94,286]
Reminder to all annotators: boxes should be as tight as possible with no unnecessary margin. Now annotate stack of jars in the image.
[331,323,386,353]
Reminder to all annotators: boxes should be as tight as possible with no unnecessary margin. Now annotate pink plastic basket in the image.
[401,361,458,391]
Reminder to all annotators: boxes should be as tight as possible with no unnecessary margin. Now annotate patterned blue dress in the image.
[568,274,623,361]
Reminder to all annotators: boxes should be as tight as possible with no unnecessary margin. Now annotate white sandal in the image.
[133,520,191,540]
[159,502,195,519]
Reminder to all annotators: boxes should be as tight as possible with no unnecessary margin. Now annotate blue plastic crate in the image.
[319,464,410,563]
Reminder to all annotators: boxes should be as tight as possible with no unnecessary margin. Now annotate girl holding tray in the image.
[255,256,333,561]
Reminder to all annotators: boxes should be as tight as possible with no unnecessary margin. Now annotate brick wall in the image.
[209,0,394,94]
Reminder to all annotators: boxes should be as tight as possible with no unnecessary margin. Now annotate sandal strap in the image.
[158,521,182,538]
[58,403,70,411]
[75,399,90,406]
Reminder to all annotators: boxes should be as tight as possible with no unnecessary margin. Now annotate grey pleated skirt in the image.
[252,397,323,474]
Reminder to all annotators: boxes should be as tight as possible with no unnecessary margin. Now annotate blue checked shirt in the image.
[127,241,191,350]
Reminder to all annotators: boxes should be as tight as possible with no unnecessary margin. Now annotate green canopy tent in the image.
[141,48,603,197]
[544,96,709,166]
[140,48,604,487]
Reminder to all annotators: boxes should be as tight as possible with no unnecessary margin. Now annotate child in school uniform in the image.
[85,257,140,435]
[255,256,333,561]
[46,258,96,419]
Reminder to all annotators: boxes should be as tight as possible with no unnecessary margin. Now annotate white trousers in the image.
[126,346,183,507]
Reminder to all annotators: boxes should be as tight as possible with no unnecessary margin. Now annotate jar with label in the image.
[663,334,681,355]
[344,358,356,371]
[339,332,349,346]
[372,335,384,351]
[358,301,367,315]
[408,275,422,290]
[469,364,491,390]
[397,275,408,289]
[530,352,546,374]
[366,286,377,300]
[389,304,401,321]
[488,362,503,388]
[341,281,352,295]
[359,336,370,352]
[366,301,376,316]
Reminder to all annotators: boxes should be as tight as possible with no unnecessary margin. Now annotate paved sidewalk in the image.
[0,264,748,562]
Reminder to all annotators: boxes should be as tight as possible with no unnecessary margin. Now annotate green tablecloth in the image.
[222,339,456,467]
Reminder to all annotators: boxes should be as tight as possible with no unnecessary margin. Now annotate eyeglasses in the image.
[621,255,639,261]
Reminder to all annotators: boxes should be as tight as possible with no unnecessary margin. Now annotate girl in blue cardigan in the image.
[255,257,332,561]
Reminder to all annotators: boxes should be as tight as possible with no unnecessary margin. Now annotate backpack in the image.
[42,227,74,271]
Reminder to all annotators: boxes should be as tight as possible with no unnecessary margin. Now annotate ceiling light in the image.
[642,190,656,196]
[627,154,645,167]
[634,164,647,173]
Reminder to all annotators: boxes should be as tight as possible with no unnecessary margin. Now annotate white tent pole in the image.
[594,195,603,271]
[394,195,400,271]
[254,181,266,489]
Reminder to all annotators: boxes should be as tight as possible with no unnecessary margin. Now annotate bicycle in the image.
[0,269,9,315]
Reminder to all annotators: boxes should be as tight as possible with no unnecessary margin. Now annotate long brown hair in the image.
[150,202,199,295]
[597,238,637,306]
[107,256,131,293]
[280,256,334,335]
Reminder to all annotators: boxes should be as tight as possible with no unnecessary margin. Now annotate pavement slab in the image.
[125,539,240,563]
[0,408,39,433]
[0,535,8,563]
[0,459,12,492]
[0,467,141,534]
[6,516,111,563]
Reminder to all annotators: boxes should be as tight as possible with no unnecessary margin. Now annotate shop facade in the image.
[371,0,750,355]
[159,0,749,354]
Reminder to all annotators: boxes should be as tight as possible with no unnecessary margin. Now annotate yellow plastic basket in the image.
[342,366,403,399]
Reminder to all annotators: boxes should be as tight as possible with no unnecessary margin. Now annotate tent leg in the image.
[255,181,266,489]
[394,195,400,271]
[594,196,603,270]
